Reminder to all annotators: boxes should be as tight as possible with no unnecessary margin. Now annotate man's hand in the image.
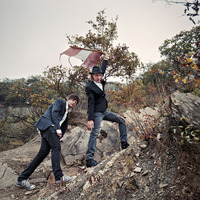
[57,133,62,139]
[56,130,62,139]
[87,120,94,131]
[104,52,109,60]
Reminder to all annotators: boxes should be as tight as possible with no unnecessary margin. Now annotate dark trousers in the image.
[18,126,63,182]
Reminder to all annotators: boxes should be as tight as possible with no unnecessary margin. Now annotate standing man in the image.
[16,94,79,190]
[85,53,129,168]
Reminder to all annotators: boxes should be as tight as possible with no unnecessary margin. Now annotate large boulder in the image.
[170,91,200,127]
[61,121,133,165]
[0,163,18,189]
[61,127,89,164]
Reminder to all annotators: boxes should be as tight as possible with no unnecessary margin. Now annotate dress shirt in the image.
[94,81,103,90]
[56,101,72,134]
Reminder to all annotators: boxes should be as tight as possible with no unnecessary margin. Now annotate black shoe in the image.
[121,141,130,149]
[86,159,99,167]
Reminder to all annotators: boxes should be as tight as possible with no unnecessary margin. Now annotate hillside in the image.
[0,91,200,200]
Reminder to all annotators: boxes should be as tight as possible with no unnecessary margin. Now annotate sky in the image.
[0,0,194,80]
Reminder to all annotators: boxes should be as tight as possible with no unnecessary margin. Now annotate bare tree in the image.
[154,0,200,24]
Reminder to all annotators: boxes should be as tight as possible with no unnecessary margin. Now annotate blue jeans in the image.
[86,110,127,161]
[18,126,63,182]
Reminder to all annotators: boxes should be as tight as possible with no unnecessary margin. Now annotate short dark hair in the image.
[68,94,80,104]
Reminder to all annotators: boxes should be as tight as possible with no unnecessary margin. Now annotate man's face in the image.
[68,99,78,108]
[92,73,103,83]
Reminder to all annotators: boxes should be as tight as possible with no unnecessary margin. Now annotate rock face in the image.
[61,122,125,165]
[61,127,89,164]
[170,91,200,127]
[0,163,18,190]
[0,91,199,200]
[0,136,44,191]
[0,121,130,190]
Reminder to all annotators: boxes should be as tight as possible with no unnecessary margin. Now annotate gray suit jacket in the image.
[35,98,68,135]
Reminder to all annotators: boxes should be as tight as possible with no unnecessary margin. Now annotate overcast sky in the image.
[0,0,194,80]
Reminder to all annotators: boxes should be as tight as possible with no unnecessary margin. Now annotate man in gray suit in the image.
[16,94,79,190]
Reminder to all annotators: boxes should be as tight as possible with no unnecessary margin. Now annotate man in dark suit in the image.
[85,53,129,168]
[16,94,79,190]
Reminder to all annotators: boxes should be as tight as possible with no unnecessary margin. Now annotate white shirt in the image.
[57,101,72,134]
[94,81,103,90]
[59,101,69,126]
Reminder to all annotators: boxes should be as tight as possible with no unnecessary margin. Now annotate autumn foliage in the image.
[174,51,200,88]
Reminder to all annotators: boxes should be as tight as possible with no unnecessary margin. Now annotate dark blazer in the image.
[35,98,68,135]
[85,60,108,121]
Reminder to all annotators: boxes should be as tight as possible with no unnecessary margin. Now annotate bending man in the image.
[16,94,79,190]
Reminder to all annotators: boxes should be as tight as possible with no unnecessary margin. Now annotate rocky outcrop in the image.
[0,163,18,190]
[170,91,200,127]
[0,121,134,189]
[0,91,199,200]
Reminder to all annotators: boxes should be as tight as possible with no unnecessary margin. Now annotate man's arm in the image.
[86,86,95,131]
[86,87,95,121]
[100,52,109,74]
[51,99,64,138]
